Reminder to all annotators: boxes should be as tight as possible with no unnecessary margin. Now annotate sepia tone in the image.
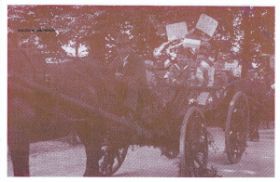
[8,5,274,177]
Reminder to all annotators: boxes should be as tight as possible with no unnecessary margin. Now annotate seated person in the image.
[195,49,215,87]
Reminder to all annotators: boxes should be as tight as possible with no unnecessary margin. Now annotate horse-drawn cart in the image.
[94,74,250,177]
[9,14,251,176]
[92,29,252,175]
[9,30,251,176]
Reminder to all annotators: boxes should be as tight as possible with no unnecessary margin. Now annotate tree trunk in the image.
[241,8,252,79]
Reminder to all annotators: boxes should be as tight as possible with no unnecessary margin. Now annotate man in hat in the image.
[113,34,149,121]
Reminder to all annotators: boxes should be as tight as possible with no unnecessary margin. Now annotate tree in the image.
[8,5,274,75]
[239,7,274,78]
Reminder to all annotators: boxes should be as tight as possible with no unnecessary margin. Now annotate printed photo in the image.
[8,5,275,177]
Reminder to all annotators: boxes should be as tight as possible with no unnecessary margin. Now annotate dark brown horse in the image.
[8,49,117,176]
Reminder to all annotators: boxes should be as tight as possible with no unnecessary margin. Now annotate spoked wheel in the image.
[98,138,128,176]
[179,106,208,177]
[225,91,249,164]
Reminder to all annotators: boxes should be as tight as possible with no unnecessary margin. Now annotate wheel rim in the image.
[180,107,208,177]
[226,92,249,164]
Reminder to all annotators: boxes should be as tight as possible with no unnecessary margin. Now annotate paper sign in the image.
[166,22,188,41]
[182,38,201,49]
[197,92,210,105]
[196,14,218,37]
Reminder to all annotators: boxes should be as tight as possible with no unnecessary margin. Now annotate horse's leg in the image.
[76,118,104,176]
[8,96,36,176]
[249,105,260,141]
[83,139,102,176]
[9,142,30,176]
[9,125,30,176]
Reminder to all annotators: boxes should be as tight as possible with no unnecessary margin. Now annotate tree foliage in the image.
[8,5,274,72]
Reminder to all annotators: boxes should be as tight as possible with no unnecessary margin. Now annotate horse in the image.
[8,49,117,176]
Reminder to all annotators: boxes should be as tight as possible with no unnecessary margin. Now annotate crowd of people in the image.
[102,29,274,141]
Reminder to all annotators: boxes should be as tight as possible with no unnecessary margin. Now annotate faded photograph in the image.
[8,5,274,177]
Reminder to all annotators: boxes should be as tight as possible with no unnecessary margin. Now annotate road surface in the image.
[8,128,274,177]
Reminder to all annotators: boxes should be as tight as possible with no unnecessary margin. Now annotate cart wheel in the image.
[225,91,249,164]
[179,106,208,177]
[98,139,128,176]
